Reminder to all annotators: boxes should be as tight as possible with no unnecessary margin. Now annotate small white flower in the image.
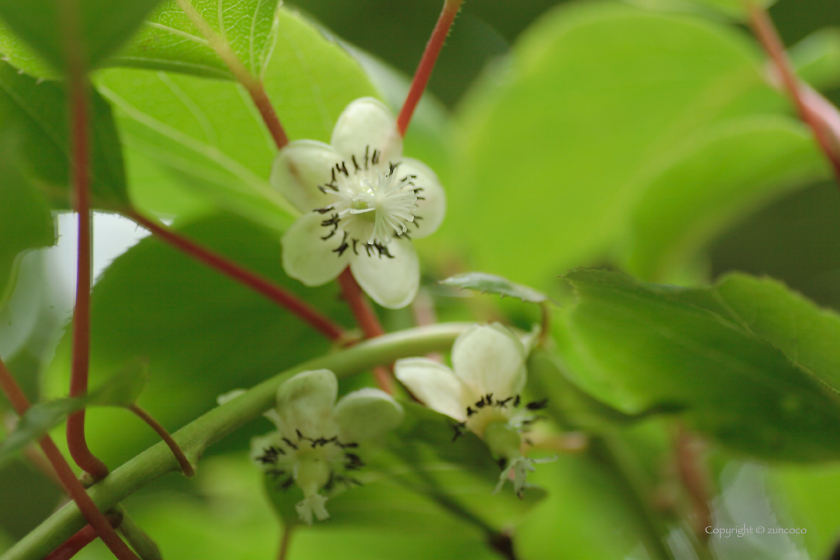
[252,369,404,525]
[271,97,446,309]
[395,324,552,497]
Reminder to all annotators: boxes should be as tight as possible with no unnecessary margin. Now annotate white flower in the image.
[394,324,552,497]
[252,369,404,525]
[271,97,446,309]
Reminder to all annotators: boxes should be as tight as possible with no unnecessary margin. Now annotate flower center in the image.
[314,146,423,258]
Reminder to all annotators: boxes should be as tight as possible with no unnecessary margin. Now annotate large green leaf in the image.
[97,7,378,227]
[555,269,840,462]
[42,213,353,466]
[0,61,128,209]
[0,153,54,308]
[112,0,280,79]
[713,273,840,393]
[450,3,785,289]
[622,117,828,281]
[0,0,163,72]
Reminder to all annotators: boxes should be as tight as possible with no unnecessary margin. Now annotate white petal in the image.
[451,324,527,398]
[296,494,330,525]
[282,211,352,287]
[331,97,403,164]
[349,239,419,309]
[398,158,446,239]
[271,140,343,212]
[275,369,338,438]
[334,388,404,443]
[394,358,470,422]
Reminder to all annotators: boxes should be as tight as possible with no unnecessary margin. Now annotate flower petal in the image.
[282,211,352,287]
[394,358,470,422]
[334,388,404,443]
[331,97,403,163]
[451,324,527,398]
[271,140,343,212]
[398,158,446,239]
[275,369,338,438]
[349,239,419,308]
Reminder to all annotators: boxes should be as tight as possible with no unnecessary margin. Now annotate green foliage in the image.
[622,117,828,281]
[0,61,128,209]
[449,3,802,289]
[555,269,840,461]
[98,6,379,226]
[0,0,163,72]
[113,0,280,79]
[0,148,53,308]
[625,0,777,21]
[439,272,549,303]
[43,213,354,465]
[0,360,147,462]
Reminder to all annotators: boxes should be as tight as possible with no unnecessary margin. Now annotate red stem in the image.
[65,70,109,482]
[128,404,195,477]
[397,0,463,137]
[746,2,840,182]
[127,210,345,341]
[45,512,122,560]
[337,269,393,393]
[0,358,139,560]
[248,83,289,150]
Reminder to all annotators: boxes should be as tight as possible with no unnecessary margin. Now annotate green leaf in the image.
[97,7,378,226]
[450,3,784,290]
[439,272,549,303]
[622,117,828,282]
[713,273,840,393]
[0,0,163,72]
[623,0,776,21]
[790,27,840,91]
[555,269,840,462]
[0,61,129,209]
[0,360,148,462]
[112,0,280,79]
[0,150,54,308]
[42,213,354,466]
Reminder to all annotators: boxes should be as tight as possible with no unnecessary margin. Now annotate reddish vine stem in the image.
[0,358,140,560]
[128,404,195,477]
[63,64,109,483]
[674,426,713,541]
[746,2,840,182]
[45,511,122,560]
[126,210,345,341]
[397,0,464,136]
[337,269,393,394]
[173,0,288,149]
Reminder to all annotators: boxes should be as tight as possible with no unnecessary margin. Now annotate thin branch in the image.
[746,2,840,182]
[44,511,122,560]
[277,525,293,560]
[674,426,713,542]
[174,0,288,148]
[127,404,194,478]
[4,324,471,560]
[127,210,345,341]
[0,358,139,560]
[336,269,393,394]
[397,0,464,136]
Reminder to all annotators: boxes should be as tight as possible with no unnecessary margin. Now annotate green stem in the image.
[2,324,470,560]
